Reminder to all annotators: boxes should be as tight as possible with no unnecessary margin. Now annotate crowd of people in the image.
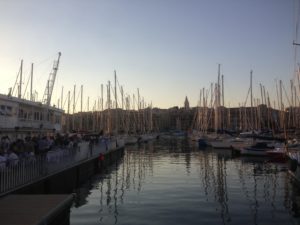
[0,134,81,168]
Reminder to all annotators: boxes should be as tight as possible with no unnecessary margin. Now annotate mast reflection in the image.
[71,138,300,225]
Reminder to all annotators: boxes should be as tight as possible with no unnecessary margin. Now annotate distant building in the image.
[184,96,190,110]
[65,103,292,134]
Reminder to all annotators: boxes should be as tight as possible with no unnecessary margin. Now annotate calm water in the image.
[70,138,300,225]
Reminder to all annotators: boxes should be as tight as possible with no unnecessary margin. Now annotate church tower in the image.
[184,96,190,110]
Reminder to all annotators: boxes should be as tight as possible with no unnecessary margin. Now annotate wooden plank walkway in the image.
[0,194,74,225]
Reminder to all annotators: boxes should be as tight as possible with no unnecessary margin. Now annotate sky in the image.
[0,0,297,110]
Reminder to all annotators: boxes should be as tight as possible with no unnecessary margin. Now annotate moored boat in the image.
[266,145,287,161]
[124,135,139,145]
[240,142,274,156]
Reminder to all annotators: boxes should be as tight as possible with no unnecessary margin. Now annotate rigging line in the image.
[109,82,123,108]
[294,45,298,80]
[35,60,53,85]
[11,69,20,97]
[116,78,123,95]
[282,82,292,106]
[243,86,251,107]
[114,76,126,108]
[62,92,69,109]
[34,53,56,67]
[295,0,300,42]
[295,89,300,105]
[275,79,280,110]
[294,0,300,79]
[297,65,300,93]
[30,56,55,90]
[72,94,81,113]
[22,69,31,99]
[205,88,210,107]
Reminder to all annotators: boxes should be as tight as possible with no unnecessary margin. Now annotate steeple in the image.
[184,96,189,110]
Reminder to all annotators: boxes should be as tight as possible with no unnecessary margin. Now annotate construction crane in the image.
[42,52,61,106]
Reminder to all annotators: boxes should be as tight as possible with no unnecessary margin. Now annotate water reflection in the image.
[73,182,92,208]
[71,138,300,225]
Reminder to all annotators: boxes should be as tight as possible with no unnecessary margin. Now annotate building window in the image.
[0,105,13,116]
[34,112,39,120]
[7,106,12,116]
[55,115,60,124]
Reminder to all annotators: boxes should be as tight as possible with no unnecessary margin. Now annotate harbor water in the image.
[70,138,300,225]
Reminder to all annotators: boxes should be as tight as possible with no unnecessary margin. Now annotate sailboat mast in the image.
[275,80,280,110]
[101,84,103,111]
[121,86,124,109]
[114,70,118,134]
[215,64,221,131]
[121,85,124,132]
[290,80,294,127]
[18,60,23,99]
[80,85,83,131]
[250,70,254,130]
[107,81,111,134]
[108,81,111,109]
[30,63,33,101]
[100,84,103,131]
[279,80,284,129]
[67,91,70,114]
[218,64,221,107]
[114,70,118,109]
[260,83,263,105]
[221,74,225,129]
[72,85,76,131]
[67,90,70,132]
[222,74,224,107]
[87,96,89,131]
[137,88,140,132]
[280,80,283,110]
[214,83,218,132]
[61,86,64,109]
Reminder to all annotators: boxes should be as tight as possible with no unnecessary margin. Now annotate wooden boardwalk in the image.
[0,194,74,225]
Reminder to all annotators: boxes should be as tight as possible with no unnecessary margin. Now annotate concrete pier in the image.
[0,194,74,225]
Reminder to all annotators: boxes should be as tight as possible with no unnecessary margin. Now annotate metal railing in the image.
[0,140,111,195]
[0,155,43,193]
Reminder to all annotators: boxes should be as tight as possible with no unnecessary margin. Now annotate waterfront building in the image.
[62,104,291,135]
[0,53,63,140]
[0,93,63,140]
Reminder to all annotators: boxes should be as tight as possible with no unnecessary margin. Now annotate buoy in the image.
[99,153,105,161]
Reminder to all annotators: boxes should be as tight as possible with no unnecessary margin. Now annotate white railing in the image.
[0,155,44,193]
[0,140,109,195]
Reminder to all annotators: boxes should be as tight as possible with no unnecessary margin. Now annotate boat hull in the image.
[287,152,300,183]
[210,140,232,149]
[240,147,268,156]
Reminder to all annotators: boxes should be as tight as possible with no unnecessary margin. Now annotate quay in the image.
[0,137,125,225]
[0,194,73,225]
[0,139,125,196]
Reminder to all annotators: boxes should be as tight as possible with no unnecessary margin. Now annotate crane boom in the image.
[42,52,61,106]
